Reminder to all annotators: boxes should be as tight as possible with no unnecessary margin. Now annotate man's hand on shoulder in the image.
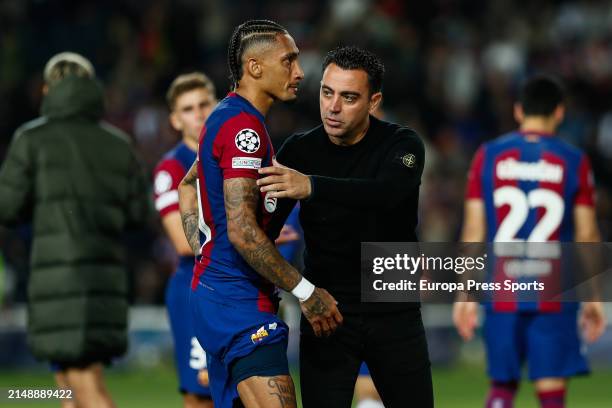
[300,287,343,337]
[257,157,311,200]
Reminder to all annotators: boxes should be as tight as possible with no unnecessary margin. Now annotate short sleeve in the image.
[213,112,271,180]
[466,146,485,200]
[153,158,185,217]
[575,154,595,207]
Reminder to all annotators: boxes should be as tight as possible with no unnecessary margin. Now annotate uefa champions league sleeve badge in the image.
[235,129,260,154]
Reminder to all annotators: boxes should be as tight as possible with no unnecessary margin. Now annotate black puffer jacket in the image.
[0,75,151,364]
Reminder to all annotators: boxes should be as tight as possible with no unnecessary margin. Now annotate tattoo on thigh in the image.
[267,377,296,408]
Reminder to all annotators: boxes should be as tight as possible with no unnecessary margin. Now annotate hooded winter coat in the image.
[0,75,151,364]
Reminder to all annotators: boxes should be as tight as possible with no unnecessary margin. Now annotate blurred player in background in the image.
[0,52,151,408]
[153,72,217,408]
[178,20,342,408]
[454,76,607,408]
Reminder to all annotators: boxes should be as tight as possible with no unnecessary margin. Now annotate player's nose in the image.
[293,60,304,81]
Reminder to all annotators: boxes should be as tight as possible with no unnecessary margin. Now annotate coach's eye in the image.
[344,95,356,103]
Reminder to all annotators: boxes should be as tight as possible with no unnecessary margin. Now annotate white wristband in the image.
[291,277,315,302]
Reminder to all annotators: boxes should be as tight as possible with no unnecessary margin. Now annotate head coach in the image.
[258,46,433,408]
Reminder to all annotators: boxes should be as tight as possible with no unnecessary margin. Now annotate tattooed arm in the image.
[224,177,343,337]
[178,161,202,255]
[224,177,301,289]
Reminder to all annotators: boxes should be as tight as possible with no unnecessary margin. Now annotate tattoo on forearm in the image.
[181,161,198,187]
[181,210,200,255]
[224,178,300,291]
[267,377,296,408]
[179,161,201,254]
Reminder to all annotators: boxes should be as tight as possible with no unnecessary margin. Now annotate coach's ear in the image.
[513,103,524,124]
[368,92,383,114]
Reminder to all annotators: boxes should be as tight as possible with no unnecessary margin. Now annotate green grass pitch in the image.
[1,364,611,407]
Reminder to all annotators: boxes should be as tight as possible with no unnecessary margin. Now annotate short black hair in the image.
[227,20,288,90]
[519,75,565,116]
[322,46,385,94]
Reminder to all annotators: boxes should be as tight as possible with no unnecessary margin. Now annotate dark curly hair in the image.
[227,20,288,90]
[322,46,385,94]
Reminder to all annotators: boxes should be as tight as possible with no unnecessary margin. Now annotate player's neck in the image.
[235,87,272,117]
[182,135,198,152]
[519,117,557,135]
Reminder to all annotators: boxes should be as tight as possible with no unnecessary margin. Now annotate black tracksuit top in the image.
[275,115,425,310]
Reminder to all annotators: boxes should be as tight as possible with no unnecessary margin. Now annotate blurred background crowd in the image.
[1,0,612,316]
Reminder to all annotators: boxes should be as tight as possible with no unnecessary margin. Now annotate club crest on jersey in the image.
[235,129,260,154]
[154,170,173,194]
[264,192,277,213]
[250,326,269,344]
[402,153,416,168]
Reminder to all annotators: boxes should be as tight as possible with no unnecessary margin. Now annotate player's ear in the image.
[169,111,183,132]
[42,84,49,95]
[246,57,263,79]
[513,103,524,124]
[554,104,565,123]
[368,92,383,114]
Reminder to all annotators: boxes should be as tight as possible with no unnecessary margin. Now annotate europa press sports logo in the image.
[235,129,260,153]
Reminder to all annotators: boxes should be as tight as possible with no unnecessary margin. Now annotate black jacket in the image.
[275,116,425,307]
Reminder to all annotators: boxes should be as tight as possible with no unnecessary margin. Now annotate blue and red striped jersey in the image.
[153,142,197,275]
[466,130,595,312]
[193,92,277,311]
